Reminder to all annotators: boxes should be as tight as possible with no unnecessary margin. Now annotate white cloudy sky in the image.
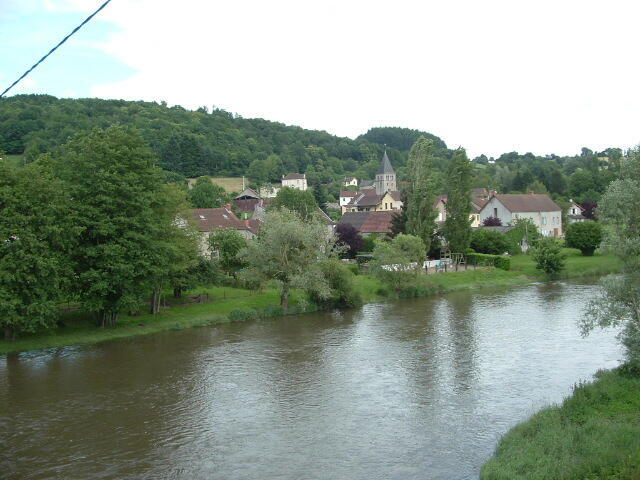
[2,0,639,157]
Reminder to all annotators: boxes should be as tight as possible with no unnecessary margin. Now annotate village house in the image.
[434,190,489,228]
[233,187,261,219]
[343,152,403,213]
[281,173,308,191]
[338,211,395,237]
[339,190,358,213]
[567,200,586,223]
[190,206,261,256]
[479,193,563,237]
[343,177,358,187]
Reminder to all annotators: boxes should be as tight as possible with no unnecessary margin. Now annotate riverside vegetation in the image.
[481,150,640,480]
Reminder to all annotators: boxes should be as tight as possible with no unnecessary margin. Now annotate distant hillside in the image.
[0,95,452,183]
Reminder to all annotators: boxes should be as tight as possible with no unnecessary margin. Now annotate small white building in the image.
[343,177,358,187]
[339,190,358,213]
[281,173,307,191]
[567,200,586,223]
[479,193,563,237]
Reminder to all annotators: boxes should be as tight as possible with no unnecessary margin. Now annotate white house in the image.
[340,190,358,213]
[343,177,358,187]
[479,193,563,237]
[281,173,307,191]
[567,200,586,223]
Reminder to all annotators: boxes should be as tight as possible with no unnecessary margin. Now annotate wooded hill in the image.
[0,94,622,203]
[0,95,452,184]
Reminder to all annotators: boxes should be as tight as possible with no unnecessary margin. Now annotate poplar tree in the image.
[443,148,473,253]
[405,136,438,255]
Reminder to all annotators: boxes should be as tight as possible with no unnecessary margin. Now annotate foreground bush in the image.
[531,237,566,277]
[466,253,511,270]
[565,221,603,256]
[481,367,640,480]
[471,228,511,255]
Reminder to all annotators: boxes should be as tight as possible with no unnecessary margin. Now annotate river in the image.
[1,281,622,480]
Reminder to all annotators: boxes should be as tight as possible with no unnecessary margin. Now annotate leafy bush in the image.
[307,259,363,308]
[466,253,511,270]
[470,228,511,255]
[565,221,603,256]
[260,304,285,318]
[336,223,363,258]
[531,237,566,277]
[370,234,426,292]
[482,216,502,226]
[227,308,259,322]
[360,235,376,253]
[346,264,359,275]
[504,218,541,253]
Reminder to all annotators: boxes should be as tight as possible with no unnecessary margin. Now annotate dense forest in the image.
[0,94,623,204]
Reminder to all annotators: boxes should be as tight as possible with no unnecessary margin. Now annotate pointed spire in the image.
[377,150,395,174]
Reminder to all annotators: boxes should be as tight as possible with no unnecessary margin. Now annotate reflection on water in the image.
[1,282,622,480]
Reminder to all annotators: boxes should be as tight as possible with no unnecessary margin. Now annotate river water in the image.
[1,281,622,480]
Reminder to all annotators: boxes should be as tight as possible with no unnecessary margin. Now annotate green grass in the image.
[2,154,25,168]
[0,286,305,355]
[0,253,622,355]
[481,367,640,480]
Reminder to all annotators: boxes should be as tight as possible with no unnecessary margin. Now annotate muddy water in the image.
[1,282,622,479]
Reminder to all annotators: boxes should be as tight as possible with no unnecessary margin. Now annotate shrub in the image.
[370,234,426,292]
[466,252,511,270]
[307,258,363,308]
[482,216,502,226]
[336,223,363,258]
[227,308,259,322]
[565,221,603,256]
[531,237,566,277]
[346,264,359,275]
[260,304,285,318]
[470,228,510,255]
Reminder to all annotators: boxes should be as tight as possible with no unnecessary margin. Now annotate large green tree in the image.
[443,148,472,253]
[208,228,248,277]
[405,136,438,255]
[188,176,228,208]
[56,126,171,327]
[270,187,318,221]
[239,209,336,308]
[0,161,75,339]
[581,150,640,368]
[370,234,426,293]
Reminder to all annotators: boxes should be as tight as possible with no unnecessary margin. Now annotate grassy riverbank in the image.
[481,366,640,480]
[0,251,622,355]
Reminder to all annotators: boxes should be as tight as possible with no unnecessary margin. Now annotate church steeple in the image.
[375,150,396,195]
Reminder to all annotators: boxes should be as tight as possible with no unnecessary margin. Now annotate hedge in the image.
[466,252,511,270]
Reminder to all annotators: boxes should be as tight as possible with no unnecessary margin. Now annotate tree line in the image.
[1,95,618,207]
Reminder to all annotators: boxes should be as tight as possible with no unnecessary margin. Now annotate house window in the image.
[542,217,547,225]
[493,207,498,217]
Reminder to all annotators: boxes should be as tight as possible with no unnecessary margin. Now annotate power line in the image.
[0,0,113,98]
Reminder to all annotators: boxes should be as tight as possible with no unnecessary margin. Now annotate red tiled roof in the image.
[340,190,358,198]
[339,211,395,234]
[191,208,247,232]
[491,194,561,213]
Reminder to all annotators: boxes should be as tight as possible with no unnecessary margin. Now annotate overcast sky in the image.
[2,0,639,158]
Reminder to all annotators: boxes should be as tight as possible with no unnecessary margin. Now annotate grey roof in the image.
[377,151,395,175]
[360,180,374,188]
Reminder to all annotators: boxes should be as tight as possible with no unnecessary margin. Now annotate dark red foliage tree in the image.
[580,201,597,220]
[482,216,502,226]
[336,223,363,258]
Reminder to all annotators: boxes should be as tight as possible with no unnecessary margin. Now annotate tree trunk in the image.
[280,283,290,310]
[4,327,15,341]
[150,289,161,315]
[173,286,182,298]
